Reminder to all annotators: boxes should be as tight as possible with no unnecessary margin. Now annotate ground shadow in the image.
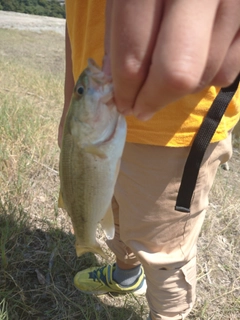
[0,200,146,320]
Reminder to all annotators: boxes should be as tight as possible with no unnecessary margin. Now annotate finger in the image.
[199,0,240,88]
[102,54,112,76]
[110,0,163,114]
[102,0,113,76]
[212,29,240,86]
[133,0,220,120]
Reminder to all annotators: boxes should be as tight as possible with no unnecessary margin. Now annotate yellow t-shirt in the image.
[65,0,240,147]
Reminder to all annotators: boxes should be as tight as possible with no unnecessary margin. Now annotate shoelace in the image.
[88,266,108,284]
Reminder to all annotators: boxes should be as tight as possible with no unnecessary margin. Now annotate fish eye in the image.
[77,86,84,95]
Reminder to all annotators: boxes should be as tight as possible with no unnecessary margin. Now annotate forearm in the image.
[63,23,74,122]
[58,23,74,147]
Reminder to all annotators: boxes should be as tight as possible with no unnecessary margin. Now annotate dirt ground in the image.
[0,10,65,35]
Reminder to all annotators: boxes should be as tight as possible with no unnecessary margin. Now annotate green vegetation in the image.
[0,0,65,18]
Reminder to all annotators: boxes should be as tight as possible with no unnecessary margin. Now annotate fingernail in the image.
[134,112,153,121]
[122,109,132,116]
[117,107,130,115]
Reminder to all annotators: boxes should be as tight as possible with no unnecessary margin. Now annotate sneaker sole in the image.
[74,278,147,296]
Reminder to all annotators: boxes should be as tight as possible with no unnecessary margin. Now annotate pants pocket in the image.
[146,257,197,319]
[180,257,196,311]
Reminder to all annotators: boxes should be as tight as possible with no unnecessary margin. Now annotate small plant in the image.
[0,299,8,320]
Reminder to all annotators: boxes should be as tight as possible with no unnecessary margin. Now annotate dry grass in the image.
[0,28,239,320]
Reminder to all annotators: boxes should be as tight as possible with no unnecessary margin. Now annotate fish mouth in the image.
[86,59,112,87]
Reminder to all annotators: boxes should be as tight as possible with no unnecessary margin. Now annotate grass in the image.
[0,28,239,320]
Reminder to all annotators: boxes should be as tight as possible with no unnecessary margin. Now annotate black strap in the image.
[175,74,240,213]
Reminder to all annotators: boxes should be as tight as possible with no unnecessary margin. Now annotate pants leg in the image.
[107,133,232,320]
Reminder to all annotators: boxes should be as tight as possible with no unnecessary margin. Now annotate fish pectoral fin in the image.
[101,205,115,240]
[58,191,65,209]
[75,243,107,259]
[83,144,107,159]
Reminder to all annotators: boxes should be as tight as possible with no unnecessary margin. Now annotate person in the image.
[58,1,240,319]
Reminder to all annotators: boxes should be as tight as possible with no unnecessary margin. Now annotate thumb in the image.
[102,54,112,76]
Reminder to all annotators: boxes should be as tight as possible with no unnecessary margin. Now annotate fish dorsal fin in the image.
[101,205,115,240]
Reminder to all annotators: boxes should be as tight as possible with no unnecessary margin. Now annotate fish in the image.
[58,59,127,258]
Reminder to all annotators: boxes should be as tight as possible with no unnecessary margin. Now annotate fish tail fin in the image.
[75,243,107,259]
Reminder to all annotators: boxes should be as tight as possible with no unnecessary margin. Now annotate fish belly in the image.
[59,134,117,257]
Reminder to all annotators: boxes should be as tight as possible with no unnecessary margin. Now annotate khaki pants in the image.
[107,133,232,320]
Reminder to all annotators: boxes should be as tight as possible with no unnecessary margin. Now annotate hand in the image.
[108,0,240,120]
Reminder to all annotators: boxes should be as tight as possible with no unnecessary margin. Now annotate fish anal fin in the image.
[101,206,115,240]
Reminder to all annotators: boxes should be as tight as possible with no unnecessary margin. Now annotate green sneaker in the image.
[74,263,147,295]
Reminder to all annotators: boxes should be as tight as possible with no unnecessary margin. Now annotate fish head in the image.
[70,59,119,143]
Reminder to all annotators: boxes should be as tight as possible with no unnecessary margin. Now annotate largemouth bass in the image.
[58,59,126,258]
